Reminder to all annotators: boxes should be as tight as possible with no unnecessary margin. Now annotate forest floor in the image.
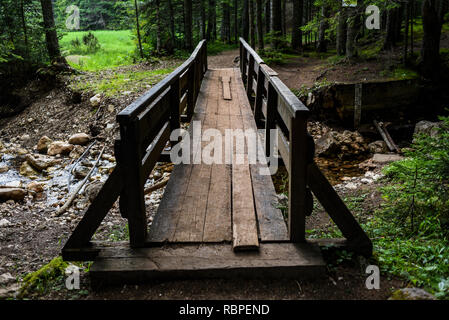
[0,46,431,300]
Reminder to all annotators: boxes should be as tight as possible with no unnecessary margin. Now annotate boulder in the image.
[37,136,53,153]
[84,181,103,201]
[47,141,74,156]
[372,153,403,164]
[414,120,442,138]
[389,288,436,300]
[27,181,44,193]
[74,165,90,179]
[0,188,27,202]
[69,145,85,159]
[90,94,101,107]
[315,132,340,157]
[68,133,90,146]
[0,164,9,174]
[19,162,38,178]
[26,154,59,171]
[368,140,388,154]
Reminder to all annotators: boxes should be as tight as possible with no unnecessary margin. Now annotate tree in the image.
[40,0,64,63]
[316,5,329,52]
[207,0,216,41]
[134,0,144,58]
[256,0,264,49]
[291,0,303,50]
[336,7,347,55]
[242,0,249,41]
[421,0,443,78]
[271,0,282,46]
[249,0,256,47]
[184,0,193,49]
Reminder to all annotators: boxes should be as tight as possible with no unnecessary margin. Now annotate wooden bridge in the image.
[62,39,372,287]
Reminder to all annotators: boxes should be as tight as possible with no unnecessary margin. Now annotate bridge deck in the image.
[148,68,288,249]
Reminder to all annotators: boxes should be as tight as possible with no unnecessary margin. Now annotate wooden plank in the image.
[232,158,259,251]
[221,76,232,100]
[62,167,123,250]
[89,242,326,287]
[233,68,288,242]
[307,162,372,257]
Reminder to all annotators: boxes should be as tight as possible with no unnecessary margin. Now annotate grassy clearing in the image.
[70,67,174,97]
[60,30,136,71]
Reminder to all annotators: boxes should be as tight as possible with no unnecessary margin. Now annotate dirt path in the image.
[208,49,240,69]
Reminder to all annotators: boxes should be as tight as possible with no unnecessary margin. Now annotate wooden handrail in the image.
[118,40,207,123]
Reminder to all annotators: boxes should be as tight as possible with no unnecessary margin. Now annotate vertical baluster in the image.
[288,111,309,242]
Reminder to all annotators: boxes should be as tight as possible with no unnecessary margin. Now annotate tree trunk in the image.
[249,0,256,47]
[346,8,357,59]
[272,0,282,46]
[201,0,206,40]
[256,0,264,49]
[234,0,238,43]
[242,0,249,41]
[291,0,303,50]
[207,0,216,41]
[168,0,176,48]
[383,7,397,50]
[20,0,29,58]
[184,0,193,49]
[40,0,64,63]
[155,0,161,53]
[281,0,286,36]
[421,0,442,78]
[221,0,231,43]
[316,5,328,52]
[403,2,410,64]
[265,0,271,34]
[337,7,347,55]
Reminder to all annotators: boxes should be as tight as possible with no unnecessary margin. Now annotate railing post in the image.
[170,78,180,140]
[254,65,265,126]
[265,81,277,159]
[288,112,309,243]
[246,54,255,98]
[187,64,195,121]
[119,120,147,247]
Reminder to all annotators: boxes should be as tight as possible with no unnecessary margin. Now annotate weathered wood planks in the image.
[89,242,326,287]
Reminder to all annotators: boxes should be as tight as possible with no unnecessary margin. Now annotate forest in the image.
[0,0,449,302]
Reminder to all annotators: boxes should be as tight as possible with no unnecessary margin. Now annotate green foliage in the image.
[70,67,174,96]
[60,30,135,71]
[372,116,449,298]
[18,257,69,298]
[258,48,285,65]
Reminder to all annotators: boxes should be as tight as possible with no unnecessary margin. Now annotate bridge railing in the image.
[239,38,372,254]
[62,40,207,253]
[240,37,311,242]
[116,40,207,247]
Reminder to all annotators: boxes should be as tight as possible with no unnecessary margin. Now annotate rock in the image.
[0,273,15,285]
[372,153,403,164]
[0,218,11,227]
[27,181,44,193]
[20,134,31,142]
[315,132,339,157]
[68,133,90,146]
[105,123,115,132]
[37,136,53,153]
[345,182,358,190]
[19,162,38,178]
[69,145,85,159]
[47,141,74,156]
[26,154,59,171]
[0,283,20,299]
[368,140,388,154]
[0,163,9,173]
[90,94,102,107]
[107,104,115,113]
[74,165,90,179]
[413,120,442,138]
[84,181,103,201]
[389,288,436,300]
[0,188,26,202]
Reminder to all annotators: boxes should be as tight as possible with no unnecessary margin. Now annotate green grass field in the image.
[60,30,136,71]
